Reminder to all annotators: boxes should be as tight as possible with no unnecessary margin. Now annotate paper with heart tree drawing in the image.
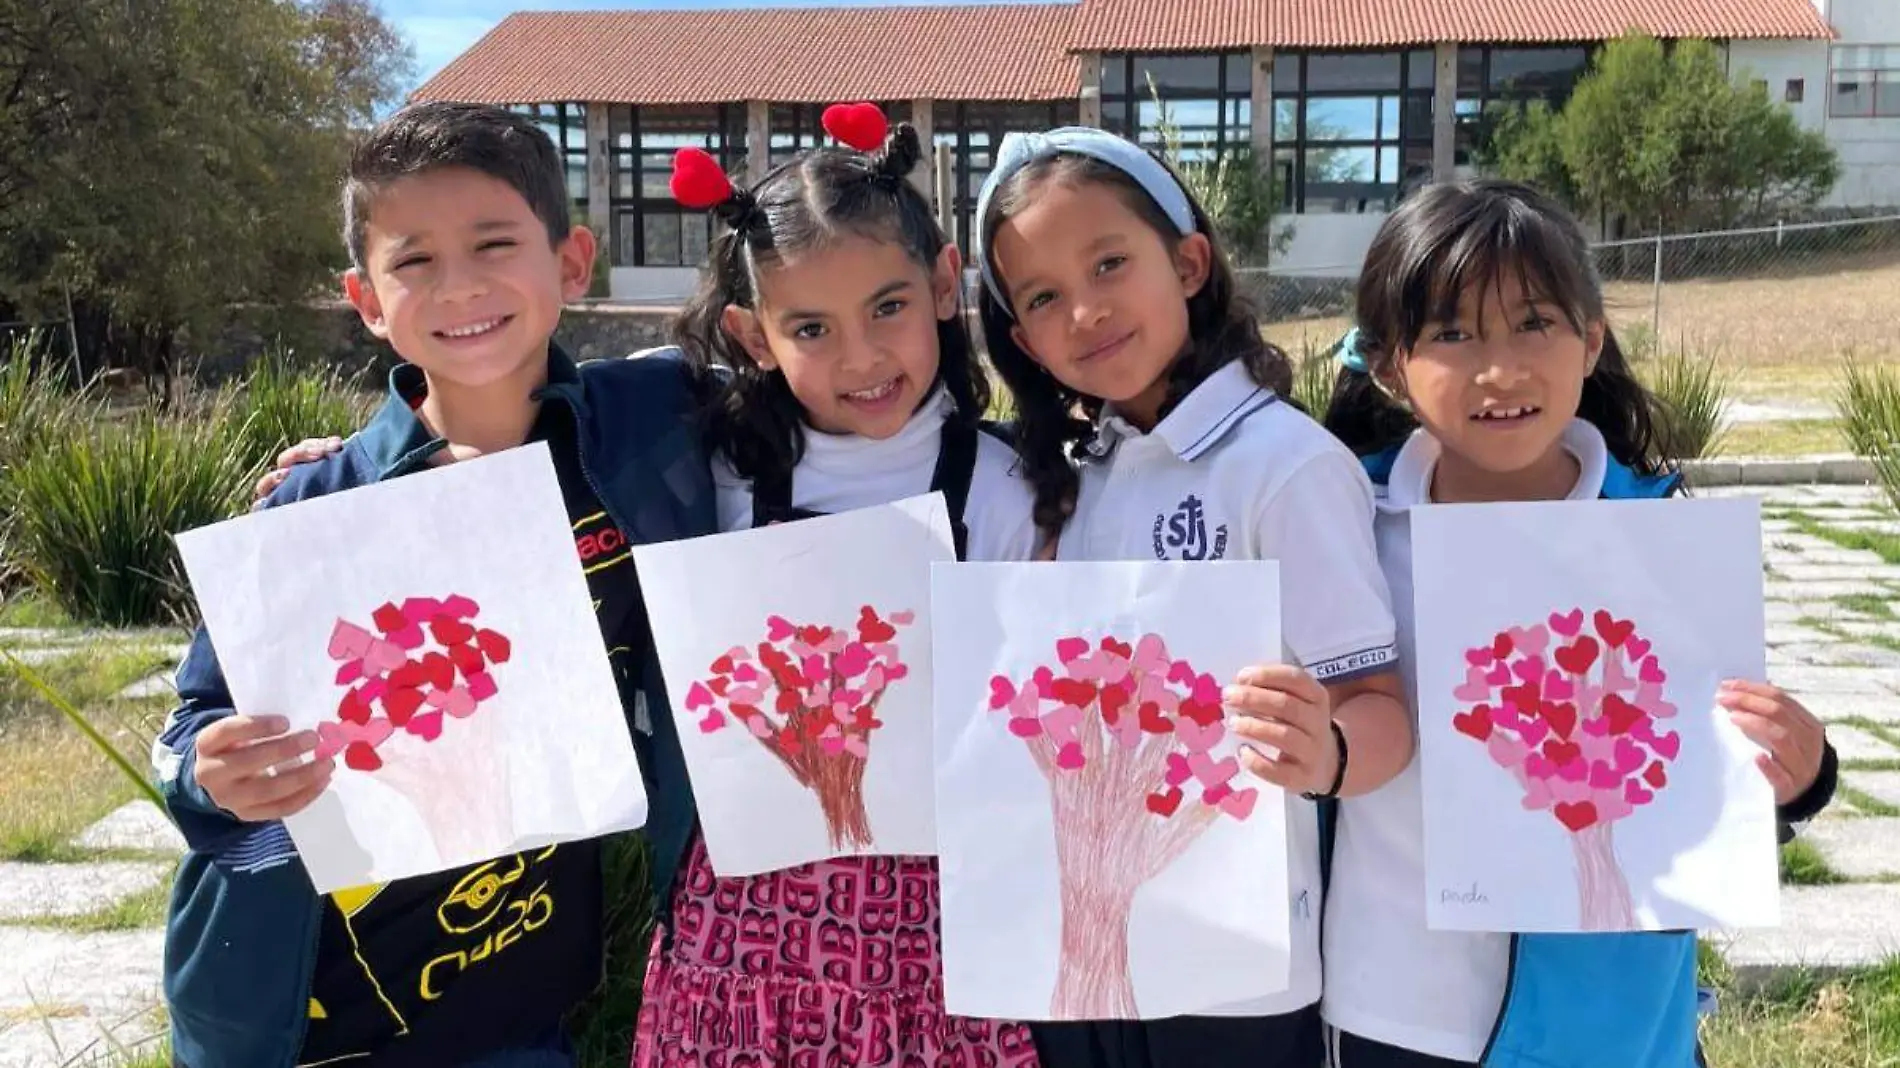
[1410,496,1777,934]
[633,493,955,877]
[174,443,646,894]
[932,561,1290,1021]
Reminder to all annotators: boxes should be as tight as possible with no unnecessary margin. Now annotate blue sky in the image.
[383,0,1055,88]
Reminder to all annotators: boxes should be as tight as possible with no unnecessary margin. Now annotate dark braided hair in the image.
[674,122,989,488]
[976,154,1291,539]
[1322,179,1664,477]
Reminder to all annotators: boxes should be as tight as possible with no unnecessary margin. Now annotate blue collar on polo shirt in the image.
[1087,358,1278,464]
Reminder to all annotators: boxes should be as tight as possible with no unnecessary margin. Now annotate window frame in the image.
[1270,50,1434,214]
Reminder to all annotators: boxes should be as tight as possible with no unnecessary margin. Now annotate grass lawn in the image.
[0,644,176,861]
[1700,958,1900,1067]
[1722,420,1848,457]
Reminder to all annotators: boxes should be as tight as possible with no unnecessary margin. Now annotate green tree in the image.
[1487,33,1838,234]
[1145,76,1293,265]
[0,0,412,397]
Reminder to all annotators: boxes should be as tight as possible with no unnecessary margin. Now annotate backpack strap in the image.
[930,420,978,562]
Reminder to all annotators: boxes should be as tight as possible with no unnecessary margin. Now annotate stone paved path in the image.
[5,484,1900,1064]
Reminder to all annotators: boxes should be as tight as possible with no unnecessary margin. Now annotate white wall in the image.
[1818,0,1900,43]
[1270,214,1387,277]
[608,267,702,305]
[1728,40,1830,130]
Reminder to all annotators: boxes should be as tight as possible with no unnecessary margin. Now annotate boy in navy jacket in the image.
[154,101,714,1068]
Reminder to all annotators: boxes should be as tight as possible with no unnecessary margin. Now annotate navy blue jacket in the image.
[154,346,716,1068]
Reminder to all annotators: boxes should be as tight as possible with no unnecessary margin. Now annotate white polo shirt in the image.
[711,387,1040,563]
[1321,419,1609,1060]
[1057,358,1400,1017]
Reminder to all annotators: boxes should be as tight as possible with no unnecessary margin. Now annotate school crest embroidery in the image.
[1151,494,1228,561]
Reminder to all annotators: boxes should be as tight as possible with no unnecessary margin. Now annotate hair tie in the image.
[1336,328,1370,373]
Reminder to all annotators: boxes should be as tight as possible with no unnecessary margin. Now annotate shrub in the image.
[226,349,373,467]
[1835,358,1900,510]
[1644,338,1732,462]
[9,404,253,626]
[1289,335,1340,419]
[569,835,655,1067]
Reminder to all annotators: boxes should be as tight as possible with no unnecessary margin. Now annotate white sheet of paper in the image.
[633,493,954,876]
[174,443,646,894]
[932,561,1290,1021]
[1411,497,1778,933]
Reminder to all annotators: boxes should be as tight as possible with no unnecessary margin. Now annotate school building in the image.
[413,0,1900,302]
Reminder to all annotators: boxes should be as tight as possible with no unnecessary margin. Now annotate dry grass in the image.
[1260,252,1900,408]
[1699,961,1900,1068]
[1723,420,1848,458]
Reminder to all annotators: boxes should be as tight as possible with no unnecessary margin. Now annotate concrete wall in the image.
[1819,0,1900,42]
[1270,214,1388,277]
[1728,40,1830,130]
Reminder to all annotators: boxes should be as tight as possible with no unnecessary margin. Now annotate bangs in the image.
[1393,194,1596,350]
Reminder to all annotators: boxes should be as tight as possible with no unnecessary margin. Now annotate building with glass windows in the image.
[413,0,1895,301]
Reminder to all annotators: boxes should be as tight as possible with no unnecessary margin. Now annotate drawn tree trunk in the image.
[1452,608,1680,930]
[684,606,915,851]
[993,633,1258,1019]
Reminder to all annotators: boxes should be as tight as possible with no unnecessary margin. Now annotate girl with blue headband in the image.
[1318,179,1836,1068]
[972,127,1416,1067]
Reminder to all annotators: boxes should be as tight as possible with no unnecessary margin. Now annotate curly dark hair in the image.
[673,122,989,489]
[1321,178,1663,477]
[975,153,1291,538]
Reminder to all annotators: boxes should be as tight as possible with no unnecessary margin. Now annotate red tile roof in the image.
[412,6,1083,106]
[1067,0,1835,52]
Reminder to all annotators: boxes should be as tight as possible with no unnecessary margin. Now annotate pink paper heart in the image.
[1454,665,1493,702]
[1056,637,1090,664]
[817,726,846,755]
[1582,714,1610,737]
[685,682,714,710]
[1615,737,1646,776]
[387,623,425,651]
[1517,716,1551,748]
[328,620,373,662]
[802,655,827,686]
[766,616,794,642]
[358,677,388,704]
[439,594,479,618]
[1219,787,1258,820]
[987,676,1016,710]
[1487,731,1528,768]
[885,662,909,683]
[1650,730,1681,761]
[1557,758,1588,783]
[1485,662,1513,687]
[889,610,915,627]
[1033,666,1056,699]
[1543,671,1576,701]
[728,683,766,706]
[1549,774,1592,804]
[1634,682,1677,719]
[1042,703,1084,744]
[1625,778,1655,806]
[1625,636,1652,662]
[834,643,872,679]
[698,709,725,733]
[1007,715,1044,739]
[365,640,408,676]
[335,660,363,686]
[1189,752,1241,788]
[1509,625,1550,657]
[1168,660,1198,686]
[1549,609,1584,637]
[746,716,773,739]
[1176,717,1223,754]
[1513,655,1546,685]
[731,662,760,684]
[1596,792,1635,824]
[1164,752,1193,787]
[1521,774,1555,810]
[316,717,393,761]
[1133,635,1170,676]
[428,686,477,719]
[1523,753,1557,781]
[1054,742,1085,770]
[843,734,869,759]
[407,711,444,741]
[1602,654,1635,694]
[399,596,443,622]
[1466,646,1495,667]
[1588,761,1623,791]
[1639,656,1666,685]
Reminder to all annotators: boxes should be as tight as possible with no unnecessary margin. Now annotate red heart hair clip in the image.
[669,147,735,209]
[822,102,889,152]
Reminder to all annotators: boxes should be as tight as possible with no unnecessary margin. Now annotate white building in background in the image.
[423,0,1870,301]
[1730,0,1900,208]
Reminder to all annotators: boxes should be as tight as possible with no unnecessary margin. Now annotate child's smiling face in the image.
[722,233,961,439]
[1388,269,1603,501]
[344,166,593,392]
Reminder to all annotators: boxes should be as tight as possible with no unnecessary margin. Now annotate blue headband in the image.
[1336,328,1370,373]
[971,127,1197,318]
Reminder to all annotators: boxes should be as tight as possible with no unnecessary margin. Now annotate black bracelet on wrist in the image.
[1302,720,1349,801]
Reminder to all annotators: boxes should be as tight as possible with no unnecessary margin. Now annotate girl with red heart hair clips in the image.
[633,103,1045,1068]
[1316,179,1837,1068]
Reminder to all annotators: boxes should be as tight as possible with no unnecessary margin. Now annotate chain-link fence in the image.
[1240,214,1900,368]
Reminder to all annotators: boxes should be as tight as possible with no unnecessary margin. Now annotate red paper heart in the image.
[1491,632,1514,660]
[382,685,424,727]
[1101,637,1133,660]
[421,652,456,691]
[822,102,888,152]
[1501,681,1541,715]
[1137,701,1173,734]
[430,615,475,648]
[343,741,383,772]
[371,602,406,635]
[1602,693,1645,736]
[1099,683,1130,724]
[857,606,896,644]
[1177,699,1222,727]
[710,654,736,676]
[1554,637,1599,676]
[337,688,373,725]
[1145,787,1183,818]
[1644,760,1668,789]
[1554,800,1598,832]
[709,676,730,697]
[448,642,485,679]
[669,147,734,209]
[1452,705,1493,741]
[1539,701,1578,740]
[1542,739,1582,767]
[798,624,833,647]
[1050,678,1096,708]
[476,628,511,664]
[407,711,444,742]
[1594,611,1634,649]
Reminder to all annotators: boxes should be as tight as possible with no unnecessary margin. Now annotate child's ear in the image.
[342,269,390,340]
[1584,319,1606,377]
[931,244,964,321]
[1173,232,1214,300]
[557,224,599,303]
[720,305,776,372]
